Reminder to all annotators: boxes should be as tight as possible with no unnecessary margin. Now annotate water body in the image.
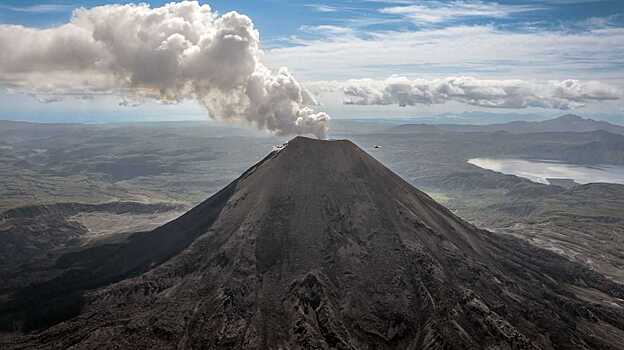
[468,158,624,185]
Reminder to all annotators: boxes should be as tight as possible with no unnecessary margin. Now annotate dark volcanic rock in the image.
[3,137,624,349]
[0,201,185,291]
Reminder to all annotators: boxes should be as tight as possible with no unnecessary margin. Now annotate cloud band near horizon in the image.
[306,76,622,110]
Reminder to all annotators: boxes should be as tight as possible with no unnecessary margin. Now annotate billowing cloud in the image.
[312,76,622,109]
[0,1,329,138]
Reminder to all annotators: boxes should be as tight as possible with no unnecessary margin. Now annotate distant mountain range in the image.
[390,114,624,135]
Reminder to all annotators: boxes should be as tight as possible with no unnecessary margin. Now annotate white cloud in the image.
[0,4,72,13]
[317,76,622,109]
[578,14,623,29]
[0,1,329,138]
[299,25,354,36]
[304,4,339,13]
[266,25,624,83]
[379,1,543,24]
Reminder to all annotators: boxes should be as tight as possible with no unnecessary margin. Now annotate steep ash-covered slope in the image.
[4,137,624,349]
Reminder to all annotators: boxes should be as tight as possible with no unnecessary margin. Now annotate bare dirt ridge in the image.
[3,136,624,349]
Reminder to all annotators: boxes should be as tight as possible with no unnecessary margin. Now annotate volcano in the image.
[4,137,624,349]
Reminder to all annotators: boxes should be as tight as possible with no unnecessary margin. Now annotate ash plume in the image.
[0,1,330,138]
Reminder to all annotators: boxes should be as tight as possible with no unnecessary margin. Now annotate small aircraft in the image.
[373,145,382,149]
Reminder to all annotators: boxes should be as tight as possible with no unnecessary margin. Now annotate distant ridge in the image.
[390,114,624,134]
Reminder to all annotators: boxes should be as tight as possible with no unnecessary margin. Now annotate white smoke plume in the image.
[331,76,622,109]
[0,1,330,138]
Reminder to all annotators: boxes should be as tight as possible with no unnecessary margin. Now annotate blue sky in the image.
[0,0,623,124]
[2,1,622,44]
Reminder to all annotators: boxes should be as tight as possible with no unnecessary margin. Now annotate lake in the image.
[467,158,624,185]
